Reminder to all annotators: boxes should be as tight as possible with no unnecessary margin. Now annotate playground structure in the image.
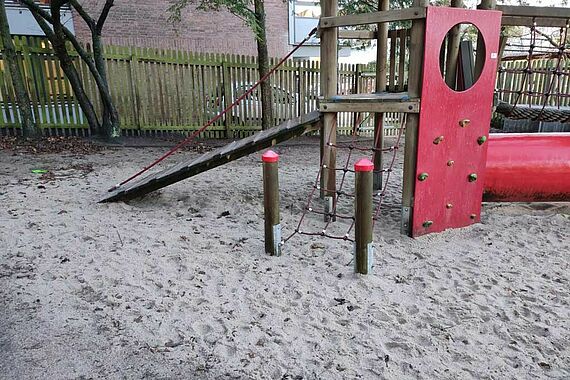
[103,1,570,271]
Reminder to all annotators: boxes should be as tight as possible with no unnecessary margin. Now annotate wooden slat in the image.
[322,92,420,113]
[337,30,377,39]
[319,7,426,29]
[389,30,397,92]
[497,5,570,19]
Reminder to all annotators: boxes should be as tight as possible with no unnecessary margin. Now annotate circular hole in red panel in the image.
[439,23,486,92]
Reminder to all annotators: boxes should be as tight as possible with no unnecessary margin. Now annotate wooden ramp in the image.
[100,111,322,203]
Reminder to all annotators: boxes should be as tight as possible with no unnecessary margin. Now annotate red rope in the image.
[110,28,317,192]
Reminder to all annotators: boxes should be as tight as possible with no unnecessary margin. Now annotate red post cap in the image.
[354,158,374,172]
[262,150,279,163]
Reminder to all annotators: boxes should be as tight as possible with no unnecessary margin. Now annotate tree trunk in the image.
[253,0,273,130]
[55,44,101,135]
[27,5,101,135]
[0,1,39,138]
[92,32,120,139]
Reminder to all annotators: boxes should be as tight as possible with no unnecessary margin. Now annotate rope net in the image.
[495,19,570,123]
[282,114,406,246]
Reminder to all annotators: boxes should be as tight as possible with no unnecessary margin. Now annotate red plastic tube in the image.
[483,133,570,202]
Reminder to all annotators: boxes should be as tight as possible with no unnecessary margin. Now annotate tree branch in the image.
[534,28,561,49]
[96,0,114,33]
[21,0,110,107]
[69,0,96,31]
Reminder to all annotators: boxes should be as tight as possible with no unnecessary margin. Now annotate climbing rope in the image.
[282,114,407,245]
[110,28,318,192]
[496,19,570,122]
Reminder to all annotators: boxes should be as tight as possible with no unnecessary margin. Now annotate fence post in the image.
[262,150,281,256]
[354,158,374,274]
[221,55,233,137]
[127,49,141,130]
[297,62,306,117]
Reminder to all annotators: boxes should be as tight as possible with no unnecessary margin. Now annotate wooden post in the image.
[445,0,464,89]
[401,0,428,235]
[354,158,374,274]
[262,150,282,256]
[352,63,362,131]
[320,0,338,221]
[373,0,389,191]
[475,0,497,77]
[222,57,233,138]
[127,52,141,130]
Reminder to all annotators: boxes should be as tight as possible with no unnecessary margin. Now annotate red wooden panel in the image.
[412,7,502,237]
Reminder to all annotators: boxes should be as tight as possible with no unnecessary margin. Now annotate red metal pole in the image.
[483,133,570,202]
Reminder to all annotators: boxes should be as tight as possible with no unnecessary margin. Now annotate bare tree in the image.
[20,0,120,140]
[0,0,39,137]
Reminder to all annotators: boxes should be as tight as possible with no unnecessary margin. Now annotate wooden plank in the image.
[397,29,407,91]
[401,0,428,236]
[221,55,231,136]
[320,97,420,113]
[389,30,397,91]
[501,16,568,28]
[320,7,426,29]
[320,0,338,211]
[337,30,377,39]
[497,5,570,19]
[101,111,322,203]
[376,18,389,93]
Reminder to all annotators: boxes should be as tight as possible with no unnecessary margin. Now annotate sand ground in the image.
[1,136,569,379]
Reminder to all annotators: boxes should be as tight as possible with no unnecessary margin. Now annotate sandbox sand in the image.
[1,136,569,379]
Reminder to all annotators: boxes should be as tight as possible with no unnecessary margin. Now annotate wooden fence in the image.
[0,35,407,138]
[496,56,570,108]
[3,34,560,139]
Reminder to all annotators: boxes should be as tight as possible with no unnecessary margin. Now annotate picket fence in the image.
[0,35,406,138]
[1,35,563,139]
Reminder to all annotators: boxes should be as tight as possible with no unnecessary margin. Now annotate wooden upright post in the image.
[373,0,390,191]
[475,0,497,77]
[401,0,428,235]
[262,150,281,256]
[354,158,374,274]
[320,0,339,221]
[445,0,464,89]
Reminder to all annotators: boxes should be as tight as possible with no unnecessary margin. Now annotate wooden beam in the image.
[319,0,338,218]
[319,7,426,29]
[401,0,428,236]
[319,100,420,113]
[497,5,570,19]
[444,0,464,89]
[475,0,496,78]
[374,0,390,191]
[501,16,569,28]
[101,111,322,203]
[338,30,377,39]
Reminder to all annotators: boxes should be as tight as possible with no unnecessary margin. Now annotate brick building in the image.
[72,0,292,57]
[4,0,323,58]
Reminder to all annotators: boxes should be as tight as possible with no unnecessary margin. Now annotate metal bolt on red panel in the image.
[417,172,429,181]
